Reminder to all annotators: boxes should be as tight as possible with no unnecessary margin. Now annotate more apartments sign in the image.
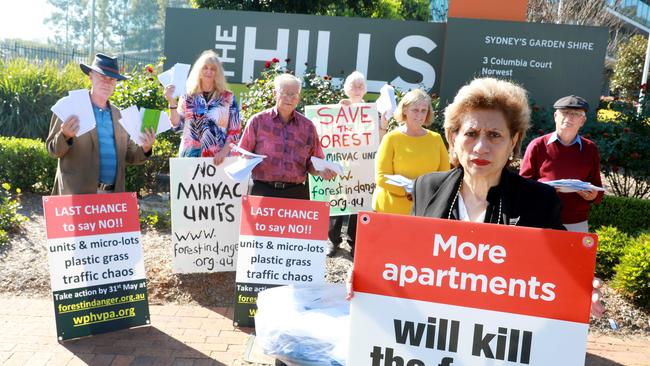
[164,8,607,109]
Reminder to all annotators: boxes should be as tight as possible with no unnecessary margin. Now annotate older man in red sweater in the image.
[520,95,603,232]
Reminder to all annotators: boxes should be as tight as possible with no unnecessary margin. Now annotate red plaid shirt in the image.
[238,107,324,183]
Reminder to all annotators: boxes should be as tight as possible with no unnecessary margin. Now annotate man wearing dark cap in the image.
[46,53,156,195]
[520,95,603,232]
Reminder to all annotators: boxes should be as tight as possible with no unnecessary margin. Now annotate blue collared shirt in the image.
[547,131,582,151]
[92,104,117,185]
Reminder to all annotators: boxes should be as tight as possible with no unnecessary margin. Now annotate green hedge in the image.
[589,195,650,234]
[0,59,89,139]
[594,226,631,280]
[0,135,175,195]
[612,233,650,309]
[0,136,56,193]
[126,136,176,195]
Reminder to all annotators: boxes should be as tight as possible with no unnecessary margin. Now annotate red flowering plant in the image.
[239,59,346,124]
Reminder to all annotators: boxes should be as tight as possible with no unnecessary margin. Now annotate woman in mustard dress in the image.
[372,89,450,214]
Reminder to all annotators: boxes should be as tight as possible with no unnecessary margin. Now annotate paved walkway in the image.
[0,296,648,366]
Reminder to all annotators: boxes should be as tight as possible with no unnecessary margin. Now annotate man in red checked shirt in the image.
[520,95,603,232]
[238,73,337,199]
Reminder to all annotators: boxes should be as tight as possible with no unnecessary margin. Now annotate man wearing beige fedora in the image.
[46,53,156,195]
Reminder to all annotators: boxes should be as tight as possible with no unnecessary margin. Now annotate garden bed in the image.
[1,193,647,337]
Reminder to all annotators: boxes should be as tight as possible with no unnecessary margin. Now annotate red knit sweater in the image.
[520,134,603,224]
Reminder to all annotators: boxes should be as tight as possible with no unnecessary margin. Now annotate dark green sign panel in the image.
[439,18,608,111]
[164,8,446,93]
[53,279,150,341]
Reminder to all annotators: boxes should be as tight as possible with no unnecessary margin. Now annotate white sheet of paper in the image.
[376,84,397,120]
[138,108,172,135]
[118,106,144,145]
[119,106,173,146]
[224,157,264,182]
[232,144,268,158]
[384,174,413,193]
[310,156,345,176]
[50,89,96,137]
[543,179,605,193]
[157,68,173,87]
[171,63,190,98]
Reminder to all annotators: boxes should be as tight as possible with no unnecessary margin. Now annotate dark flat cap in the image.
[553,95,588,111]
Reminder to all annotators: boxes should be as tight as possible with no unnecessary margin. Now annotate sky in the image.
[0,0,56,43]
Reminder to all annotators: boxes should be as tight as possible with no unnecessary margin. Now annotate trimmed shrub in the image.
[126,138,176,195]
[0,59,89,139]
[589,195,650,235]
[0,136,56,193]
[612,233,650,309]
[0,183,27,246]
[594,226,631,279]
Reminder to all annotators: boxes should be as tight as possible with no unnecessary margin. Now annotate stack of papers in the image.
[310,157,345,176]
[384,174,413,193]
[543,179,606,193]
[376,84,397,120]
[118,106,172,146]
[157,63,191,98]
[50,89,95,137]
[224,145,268,182]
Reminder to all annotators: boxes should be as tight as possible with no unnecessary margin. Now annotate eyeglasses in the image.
[558,109,585,118]
[277,90,300,99]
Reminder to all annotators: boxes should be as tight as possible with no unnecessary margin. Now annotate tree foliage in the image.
[610,35,647,99]
[192,0,431,21]
[45,0,191,56]
[527,0,625,56]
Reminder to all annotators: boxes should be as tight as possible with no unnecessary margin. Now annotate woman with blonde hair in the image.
[372,89,450,215]
[165,50,240,164]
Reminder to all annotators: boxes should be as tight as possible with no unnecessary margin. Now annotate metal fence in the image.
[0,42,159,69]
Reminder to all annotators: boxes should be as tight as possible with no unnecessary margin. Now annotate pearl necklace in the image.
[448,181,502,224]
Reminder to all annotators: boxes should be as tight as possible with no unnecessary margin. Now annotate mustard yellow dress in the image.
[372,129,450,214]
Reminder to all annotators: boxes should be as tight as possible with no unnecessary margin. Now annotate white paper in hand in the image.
[384,174,414,193]
[171,63,190,98]
[119,106,173,146]
[118,106,143,144]
[224,157,264,182]
[50,89,96,137]
[310,157,344,176]
[376,84,397,120]
[231,144,267,158]
[543,179,606,193]
[157,68,173,87]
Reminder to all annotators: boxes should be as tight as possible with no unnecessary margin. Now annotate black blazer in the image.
[411,167,565,230]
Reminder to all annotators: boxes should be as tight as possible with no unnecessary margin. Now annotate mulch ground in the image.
[1,192,648,337]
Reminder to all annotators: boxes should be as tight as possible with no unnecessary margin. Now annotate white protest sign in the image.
[306,103,379,215]
[170,157,244,273]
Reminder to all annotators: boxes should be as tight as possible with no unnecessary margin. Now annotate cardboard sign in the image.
[234,196,329,327]
[306,103,379,215]
[349,212,597,365]
[42,193,150,341]
[170,157,244,273]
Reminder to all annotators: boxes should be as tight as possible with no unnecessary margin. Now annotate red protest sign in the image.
[240,195,328,240]
[43,193,141,239]
[349,212,597,365]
